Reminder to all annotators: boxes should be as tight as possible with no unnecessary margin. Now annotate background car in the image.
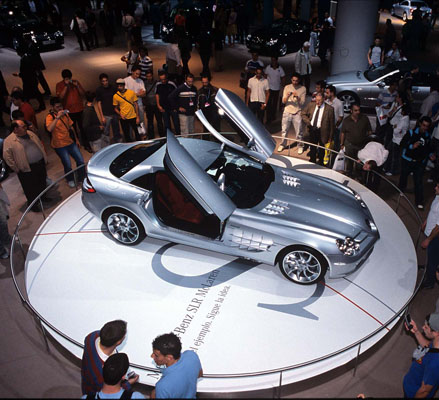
[0,5,63,51]
[82,89,379,285]
[326,61,438,113]
[246,18,313,57]
[391,0,432,21]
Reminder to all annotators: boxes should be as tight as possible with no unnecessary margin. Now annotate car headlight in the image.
[268,38,278,45]
[54,30,62,37]
[162,26,169,33]
[336,237,360,256]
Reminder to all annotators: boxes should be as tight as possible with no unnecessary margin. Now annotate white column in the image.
[330,0,380,75]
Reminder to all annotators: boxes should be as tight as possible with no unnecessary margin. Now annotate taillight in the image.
[83,177,96,193]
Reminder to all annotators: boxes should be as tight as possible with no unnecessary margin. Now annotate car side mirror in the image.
[377,81,385,88]
[217,173,226,192]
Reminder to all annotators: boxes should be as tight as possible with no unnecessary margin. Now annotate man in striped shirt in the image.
[138,47,153,81]
[81,319,138,396]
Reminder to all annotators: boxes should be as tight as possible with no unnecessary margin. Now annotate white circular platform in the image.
[25,157,417,392]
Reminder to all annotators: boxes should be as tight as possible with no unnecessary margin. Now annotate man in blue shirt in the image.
[150,333,202,399]
[403,311,439,398]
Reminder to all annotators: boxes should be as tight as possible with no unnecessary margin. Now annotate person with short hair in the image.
[3,120,48,211]
[82,91,108,153]
[82,353,145,399]
[264,57,285,123]
[367,37,384,69]
[325,85,344,151]
[340,103,373,177]
[399,116,434,209]
[155,72,179,136]
[121,44,140,76]
[294,41,312,95]
[10,91,37,130]
[55,69,90,152]
[113,79,140,142]
[138,47,153,81]
[45,97,85,187]
[403,309,439,397]
[168,73,197,137]
[311,80,325,102]
[150,333,202,399]
[357,138,389,192]
[124,67,146,128]
[246,66,269,123]
[419,183,439,288]
[96,73,122,143]
[197,74,220,133]
[81,320,139,396]
[278,73,306,153]
[144,70,164,139]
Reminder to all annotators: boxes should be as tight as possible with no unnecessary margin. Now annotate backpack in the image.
[86,389,133,400]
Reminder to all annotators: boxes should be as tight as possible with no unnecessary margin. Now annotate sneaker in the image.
[298,147,304,155]
[68,181,76,188]
[417,204,424,210]
[277,145,284,152]
[0,249,9,259]
[385,172,393,176]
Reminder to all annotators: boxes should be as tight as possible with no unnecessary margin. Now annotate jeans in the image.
[423,236,439,286]
[179,114,195,137]
[163,110,181,135]
[281,111,303,148]
[69,111,88,149]
[54,143,85,183]
[103,114,121,141]
[399,159,425,206]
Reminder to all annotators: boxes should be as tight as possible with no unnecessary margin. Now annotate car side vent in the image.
[260,199,289,215]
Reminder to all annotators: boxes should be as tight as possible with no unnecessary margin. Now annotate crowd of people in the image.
[0,1,439,398]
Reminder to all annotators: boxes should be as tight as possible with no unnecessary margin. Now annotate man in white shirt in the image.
[246,67,269,123]
[420,183,439,289]
[279,73,306,153]
[124,66,146,128]
[166,39,182,83]
[294,41,312,95]
[264,57,285,123]
[420,83,439,117]
[325,85,344,151]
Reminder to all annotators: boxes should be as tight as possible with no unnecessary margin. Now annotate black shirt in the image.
[156,80,177,111]
[96,84,117,116]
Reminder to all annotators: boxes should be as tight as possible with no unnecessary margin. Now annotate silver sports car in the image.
[82,89,379,285]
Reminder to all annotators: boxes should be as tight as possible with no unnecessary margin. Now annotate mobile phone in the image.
[127,371,136,379]
[405,313,413,330]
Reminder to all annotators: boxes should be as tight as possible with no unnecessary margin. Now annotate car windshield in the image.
[364,63,397,81]
[3,9,37,25]
[412,1,427,7]
[110,141,165,178]
[205,148,274,209]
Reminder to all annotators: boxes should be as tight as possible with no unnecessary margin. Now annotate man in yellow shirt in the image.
[113,78,140,142]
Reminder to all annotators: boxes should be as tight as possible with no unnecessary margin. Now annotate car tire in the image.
[279,43,287,57]
[278,246,328,285]
[338,91,360,114]
[403,12,407,21]
[103,208,146,246]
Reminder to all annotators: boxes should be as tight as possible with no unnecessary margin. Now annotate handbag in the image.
[323,141,334,166]
[332,148,345,171]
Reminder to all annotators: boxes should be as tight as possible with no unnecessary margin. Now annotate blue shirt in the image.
[403,346,439,398]
[81,388,145,399]
[155,350,202,399]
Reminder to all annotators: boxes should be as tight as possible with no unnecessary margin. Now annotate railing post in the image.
[353,343,361,376]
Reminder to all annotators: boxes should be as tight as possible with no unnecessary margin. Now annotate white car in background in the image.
[391,0,432,21]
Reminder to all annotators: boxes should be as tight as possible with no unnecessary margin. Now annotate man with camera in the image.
[278,73,306,153]
[399,116,435,209]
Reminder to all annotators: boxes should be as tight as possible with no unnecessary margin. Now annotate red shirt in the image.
[55,81,84,113]
[20,102,37,129]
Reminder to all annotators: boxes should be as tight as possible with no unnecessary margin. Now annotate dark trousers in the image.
[363,167,383,193]
[89,27,99,47]
[203,106,221,132]
[424,237,439,286]
[162,109,180,135]
[399,159,425,206]
[300,74,311,95]
[266,89,279,123]
[146,105,164,139]
[75,32,90,51]
[249,101,265,123]
[309,127,325,164]
[120,117,140,142]
[200,53,211,79]
[17,159,47,206]
[345,142,362,177]
[182,56,191,75]
[69,111,88,149]
[36,70,51,95]
[383,142,401,174]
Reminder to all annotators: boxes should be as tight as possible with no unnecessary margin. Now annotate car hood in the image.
[326,70,368,85]
[254,168,374,238]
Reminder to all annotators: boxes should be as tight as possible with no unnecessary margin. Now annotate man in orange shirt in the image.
[45,97,85,188]
[55,69,91,152]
